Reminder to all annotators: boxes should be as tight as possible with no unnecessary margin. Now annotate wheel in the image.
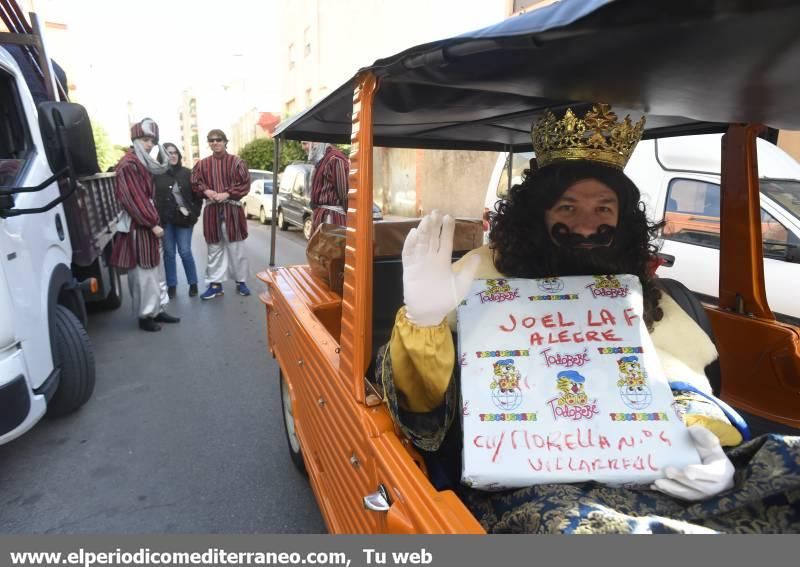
[303,216,313,240]
[280,371,307,474]
[259,207,268,225]
[47,305,96,418]
[277,209,289,231]
[96,264,122,311]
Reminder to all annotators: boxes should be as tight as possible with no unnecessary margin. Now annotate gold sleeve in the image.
[388,307,455,412]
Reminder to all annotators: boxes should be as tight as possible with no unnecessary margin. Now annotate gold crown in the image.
[531,104,645,170]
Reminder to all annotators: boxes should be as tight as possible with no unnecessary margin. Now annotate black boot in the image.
[139,318,162,332]
[154,311,180,323]
[167,286,176,299]
[188,283,198,297]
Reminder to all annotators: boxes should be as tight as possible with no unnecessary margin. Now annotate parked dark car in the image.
[277,162,382,239]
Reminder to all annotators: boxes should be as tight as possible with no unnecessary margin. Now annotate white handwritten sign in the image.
[456,275,700,490]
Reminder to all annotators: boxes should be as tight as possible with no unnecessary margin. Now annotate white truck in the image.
[1,11,122,444]
[485,135,800,322]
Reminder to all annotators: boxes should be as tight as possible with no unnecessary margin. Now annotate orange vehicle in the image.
[258,0,800,533]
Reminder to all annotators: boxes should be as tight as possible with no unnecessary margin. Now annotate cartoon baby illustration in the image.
[616,355,646,389]
[616,355,652,410]
[490,359,521,393]
[485,278,512,294]
[555,370,589,406]
[591,275,622,289]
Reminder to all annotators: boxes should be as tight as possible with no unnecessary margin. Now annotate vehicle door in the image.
[657,176,726,300]
[657,176,800,321]
[286,169,307,225]
[301,167,313,217]
[278,170,297,223]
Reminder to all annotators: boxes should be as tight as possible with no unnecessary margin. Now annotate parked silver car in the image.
[242,177,274,224]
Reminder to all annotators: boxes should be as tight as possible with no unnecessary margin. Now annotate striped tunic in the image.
[310,146,349,233]
[110,151,161,269]
[191,153,251,244]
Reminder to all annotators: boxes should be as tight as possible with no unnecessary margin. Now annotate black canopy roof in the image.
[273,0,800,151]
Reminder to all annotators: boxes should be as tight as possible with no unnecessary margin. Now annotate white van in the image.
[485,134,800,322]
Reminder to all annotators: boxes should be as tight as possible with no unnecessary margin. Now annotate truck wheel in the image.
[280,371,307,475]
[47,305,96,417]
[278,210,289,231]
[303,217,313,240]
[97,265,122,311]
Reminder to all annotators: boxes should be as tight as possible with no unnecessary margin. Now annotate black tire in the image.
[47,305,96,418]
[260,207,268,225]
[96,264,122,311]
[303,216,313,240]
[277,209,289,231]
[280,371,307,475]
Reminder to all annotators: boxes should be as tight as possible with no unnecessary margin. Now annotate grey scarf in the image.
[133,139,169,175]
[309,142,329,164]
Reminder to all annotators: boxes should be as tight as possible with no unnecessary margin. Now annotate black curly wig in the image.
[489,161,665,329]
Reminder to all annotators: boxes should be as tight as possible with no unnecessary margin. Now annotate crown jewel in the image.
[531,104,645,170]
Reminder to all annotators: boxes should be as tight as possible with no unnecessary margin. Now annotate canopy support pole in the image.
[269,137,281,267]
[340,72,377,403]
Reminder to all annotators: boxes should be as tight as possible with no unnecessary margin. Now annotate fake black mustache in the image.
[550,223,616,248]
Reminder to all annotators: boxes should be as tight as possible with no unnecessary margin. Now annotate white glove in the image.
[651,425,735,501]
[402,210,481,327]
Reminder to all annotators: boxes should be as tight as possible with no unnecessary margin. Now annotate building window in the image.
[286,98,296,115]
[304,27,311,57]
[289,42,296,69]
[305,89,313,106]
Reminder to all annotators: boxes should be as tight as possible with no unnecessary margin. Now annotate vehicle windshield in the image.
[761,179,800,224]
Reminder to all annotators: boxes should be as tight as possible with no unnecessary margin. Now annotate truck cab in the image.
[1,15,117,444]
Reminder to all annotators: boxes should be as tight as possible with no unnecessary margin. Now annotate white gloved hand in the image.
[651,425,735,501]
[402,210,481,327]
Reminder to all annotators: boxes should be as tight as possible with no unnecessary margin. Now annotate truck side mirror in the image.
[37,102,100,177]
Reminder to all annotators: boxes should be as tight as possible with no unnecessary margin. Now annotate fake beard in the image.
[548,223,633,276]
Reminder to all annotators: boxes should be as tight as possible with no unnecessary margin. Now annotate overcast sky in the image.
[59,0,283,144]
[39,0,504,146]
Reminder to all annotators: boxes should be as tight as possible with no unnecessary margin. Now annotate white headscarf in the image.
[131,118,169,175]
[308,142,329,165]
[133,139,169,175]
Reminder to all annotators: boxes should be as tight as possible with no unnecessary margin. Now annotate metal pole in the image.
[269,137,281,266]
[29,12,58,101]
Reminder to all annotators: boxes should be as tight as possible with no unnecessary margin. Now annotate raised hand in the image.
[402,210,481,327]
[651,425,735,501]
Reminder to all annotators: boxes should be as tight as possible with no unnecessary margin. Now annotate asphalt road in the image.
[0,220,327,533]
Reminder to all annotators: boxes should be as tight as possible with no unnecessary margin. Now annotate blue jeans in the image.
[162,223,198,287]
